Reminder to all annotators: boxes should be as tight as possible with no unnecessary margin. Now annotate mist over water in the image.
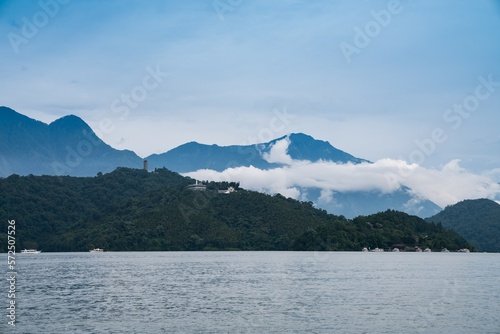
[3,251,500,333]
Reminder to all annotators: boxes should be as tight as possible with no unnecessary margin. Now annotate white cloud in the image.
[184,157,500,209]
[262,137,293,165]
[318,189,334,204]
[402,160,500,207]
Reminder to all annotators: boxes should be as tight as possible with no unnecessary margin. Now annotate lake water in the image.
[2,251,499,334]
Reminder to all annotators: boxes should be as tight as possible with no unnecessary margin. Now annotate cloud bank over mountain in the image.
[1,106,498,217]
[185,138,500,209]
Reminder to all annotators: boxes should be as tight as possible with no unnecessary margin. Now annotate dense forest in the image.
[426,199,500,252]
[0,168,472,252]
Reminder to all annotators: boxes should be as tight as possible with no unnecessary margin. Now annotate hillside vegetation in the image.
[0,168,471,252]
[427,199,500,251]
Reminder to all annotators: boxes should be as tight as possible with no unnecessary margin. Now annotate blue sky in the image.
[1,0,500,174]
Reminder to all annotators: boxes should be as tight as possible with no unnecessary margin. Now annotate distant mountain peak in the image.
[0,106,44,124]
[0,107,142,177]
[49,114,89,129]
[146,132,369,174]
[289,132,317,140]
[278,132,370,164]
[0,106,17,114]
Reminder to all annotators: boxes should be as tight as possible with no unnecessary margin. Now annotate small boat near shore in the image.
[20,249,41,254]
[89,248,104,252]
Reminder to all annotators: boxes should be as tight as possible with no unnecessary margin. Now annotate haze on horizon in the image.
[1,0,499,207]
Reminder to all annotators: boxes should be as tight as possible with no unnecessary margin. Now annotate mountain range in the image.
[0,107,141,176]
[0,106,365,175]
[0,106,441,218]
[146,132,369,173]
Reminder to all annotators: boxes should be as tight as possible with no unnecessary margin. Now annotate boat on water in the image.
[392,248,400,252]
[441,248,450,253]
[20,249,41,254]
[370,247,384,252]
[458,248,470,253]
[89,248,104,252]
[362,247,368,252]
[424,248,432,252]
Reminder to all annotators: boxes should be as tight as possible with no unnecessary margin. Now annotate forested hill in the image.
[0,168,471,252]
[426,199,500,252]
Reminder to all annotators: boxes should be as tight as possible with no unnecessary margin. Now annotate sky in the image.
[1,0,500,206]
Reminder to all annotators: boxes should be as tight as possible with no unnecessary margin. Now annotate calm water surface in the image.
[2,251,499,333]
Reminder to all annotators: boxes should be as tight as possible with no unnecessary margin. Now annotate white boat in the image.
[424,248,432,252]
[441,248,450,253]
[370,247,384,252]
[362,247,368,252]
[392,248,400,252]
[20,249,41,254]
[89,248,104,252]
[458,248,470,253]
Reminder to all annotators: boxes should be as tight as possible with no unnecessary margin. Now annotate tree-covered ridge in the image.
[426,199,500,252]
[0,168,471,252]
[352,210,471,251]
